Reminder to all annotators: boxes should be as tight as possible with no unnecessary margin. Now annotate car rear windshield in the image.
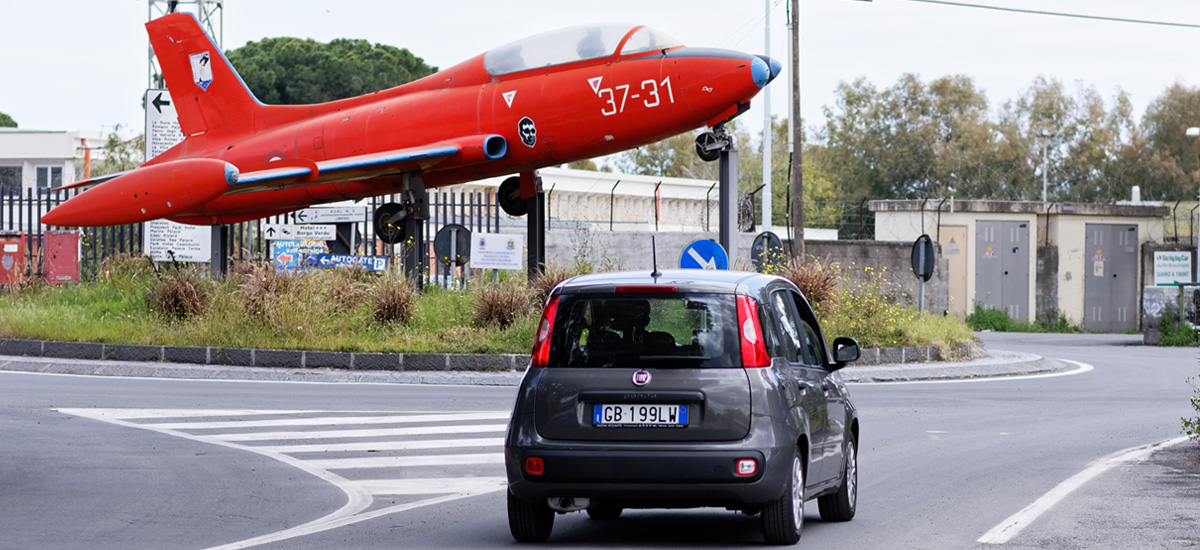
[548,292,740,368]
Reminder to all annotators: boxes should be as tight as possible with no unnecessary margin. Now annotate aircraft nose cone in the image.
[751,57,771,88]
[756,55,782,85]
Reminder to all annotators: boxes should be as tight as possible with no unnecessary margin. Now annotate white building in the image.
[0,128,116,195]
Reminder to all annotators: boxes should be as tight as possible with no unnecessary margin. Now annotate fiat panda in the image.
[504,269,861,545]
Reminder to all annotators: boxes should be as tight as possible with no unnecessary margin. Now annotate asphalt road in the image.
[1,332,1196,549]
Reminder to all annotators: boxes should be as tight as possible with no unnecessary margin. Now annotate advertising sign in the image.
[470,232,523,270]
[271,240,328,271]
[1154,251,1193,286]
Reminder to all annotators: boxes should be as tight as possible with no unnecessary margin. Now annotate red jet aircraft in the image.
[43,12,779,243]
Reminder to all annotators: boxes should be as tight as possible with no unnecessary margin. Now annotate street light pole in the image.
[1186,127,1200,281]
[1039,130,1055,202]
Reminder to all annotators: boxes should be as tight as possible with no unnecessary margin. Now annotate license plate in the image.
[593,404,688,427]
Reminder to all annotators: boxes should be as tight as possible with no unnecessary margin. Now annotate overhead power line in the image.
[907,0,1200,29]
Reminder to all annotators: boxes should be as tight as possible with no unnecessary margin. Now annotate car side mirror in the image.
[831,337,860,369]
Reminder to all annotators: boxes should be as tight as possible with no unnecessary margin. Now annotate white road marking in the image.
[307,453,503,470]
[977,436,1190,544]
[143,411,510,430]
[255,437,503,454]
[54,408,510,550]
[852,358,1093,385]
[213,423,507,441]
[354,477,506,495]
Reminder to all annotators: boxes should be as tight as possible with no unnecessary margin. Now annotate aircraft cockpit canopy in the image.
[484,24,681,76]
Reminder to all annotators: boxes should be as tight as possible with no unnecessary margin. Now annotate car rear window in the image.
[547,292,740,368]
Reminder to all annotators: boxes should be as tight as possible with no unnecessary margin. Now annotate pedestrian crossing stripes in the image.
[54,408,511,549]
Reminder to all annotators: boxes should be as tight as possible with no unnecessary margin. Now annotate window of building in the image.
[36,166,62,192]
[0,166,21,195]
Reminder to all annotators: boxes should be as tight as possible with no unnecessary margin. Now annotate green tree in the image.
[0,111,15,128]
[1136,82,1200,201]
[225,37,436,104]
[90,125,145,177]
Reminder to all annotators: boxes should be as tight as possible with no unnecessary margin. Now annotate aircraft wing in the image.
[227,133,507,195]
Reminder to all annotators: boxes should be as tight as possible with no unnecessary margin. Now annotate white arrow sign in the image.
[263,224,337,241]
[687,248,717,270]
[293,207,365,224]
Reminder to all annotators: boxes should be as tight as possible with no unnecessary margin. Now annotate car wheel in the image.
[507,489,554,542]
[586,501,623,520]
[762,450,804,545]
[818,438,858,522]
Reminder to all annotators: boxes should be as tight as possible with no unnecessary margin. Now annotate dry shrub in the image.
[230,261,293,320]
[528,262,586,305]
[474,280,532,327]
[327,265,374,308]
[779,257,840,315]
[372,272,416,324]
[152,270,209,320]
[99,253,156,293]
[4,265,43,298]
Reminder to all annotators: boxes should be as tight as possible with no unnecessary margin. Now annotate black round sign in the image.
[911,234,936,282]
[751,231,785,273]
[434,224,472,266]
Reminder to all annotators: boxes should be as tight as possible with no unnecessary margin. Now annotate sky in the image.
[2,0,1198,144]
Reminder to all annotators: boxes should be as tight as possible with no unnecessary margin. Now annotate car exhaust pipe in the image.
[547,496,590,512]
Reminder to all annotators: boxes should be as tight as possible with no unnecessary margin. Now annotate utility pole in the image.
[762,0,773,234]
[789,0,804,258]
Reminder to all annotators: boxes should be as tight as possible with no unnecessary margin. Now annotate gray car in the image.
[504,269,861,545]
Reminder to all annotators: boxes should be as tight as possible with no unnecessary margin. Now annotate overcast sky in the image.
[2,0,1198,143]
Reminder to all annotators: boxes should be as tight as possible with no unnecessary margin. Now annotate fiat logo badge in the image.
[632,370,651,386]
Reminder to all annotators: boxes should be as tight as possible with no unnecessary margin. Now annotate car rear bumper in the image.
[505,445,791,506]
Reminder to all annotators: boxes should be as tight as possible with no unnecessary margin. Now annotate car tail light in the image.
[736,458,758,476]
[525,457,545,475]
[530,296,560,368]
[736,295,771,368]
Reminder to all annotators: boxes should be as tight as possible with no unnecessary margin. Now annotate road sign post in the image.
[911,234,936,312]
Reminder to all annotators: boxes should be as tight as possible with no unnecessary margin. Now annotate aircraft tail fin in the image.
[147,12,262,138]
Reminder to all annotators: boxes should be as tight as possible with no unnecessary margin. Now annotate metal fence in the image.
[0,187,502,284]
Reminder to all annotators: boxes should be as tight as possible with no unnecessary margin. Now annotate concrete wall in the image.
[543,229,950,313]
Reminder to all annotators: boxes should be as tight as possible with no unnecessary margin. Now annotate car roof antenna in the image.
[650,236,662,279]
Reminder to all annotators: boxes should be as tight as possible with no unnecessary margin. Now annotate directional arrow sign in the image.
[144,88,183,160]
[292,207,365,224]
[680,239,728,270]
[263,223,336,241]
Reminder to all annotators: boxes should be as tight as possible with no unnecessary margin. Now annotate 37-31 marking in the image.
[599,78,674,116]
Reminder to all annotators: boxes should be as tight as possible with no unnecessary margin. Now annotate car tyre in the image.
[762,450,804,545]
[507,489,554,542]
[818,438,858,522]
[586,502,623,520]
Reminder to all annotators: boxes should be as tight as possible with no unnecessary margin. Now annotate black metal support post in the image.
[210,225,228,279]
[718,147,739,265]
[527,192,546,279]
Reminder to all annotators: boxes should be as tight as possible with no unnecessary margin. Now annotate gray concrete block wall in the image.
[543,230,950,315]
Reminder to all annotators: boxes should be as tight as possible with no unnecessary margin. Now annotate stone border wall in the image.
[0,338,975,370]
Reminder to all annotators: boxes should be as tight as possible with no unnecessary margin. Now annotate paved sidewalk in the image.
[0,348,1066,386]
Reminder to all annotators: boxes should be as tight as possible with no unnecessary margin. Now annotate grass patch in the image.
[1,259,975,357]
[966,304,1079,333]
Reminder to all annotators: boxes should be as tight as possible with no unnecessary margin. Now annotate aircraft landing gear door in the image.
[1084,224,1138,332]
[975,221,1030,321]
